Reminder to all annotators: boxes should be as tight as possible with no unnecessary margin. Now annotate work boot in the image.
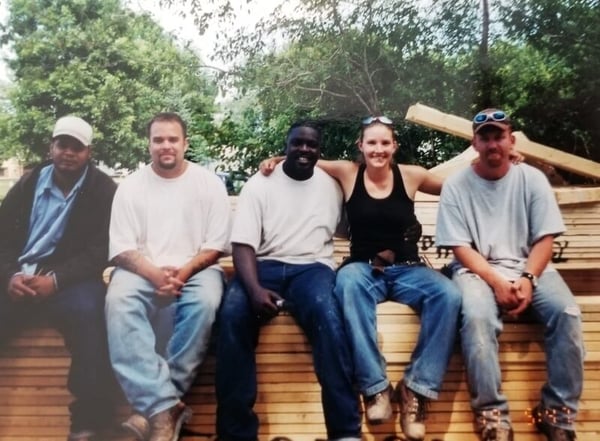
[533,405,577,441]
[122,412,150,440]
[396,380,427,440]
[365,385,393,424]
[148,402,192,441]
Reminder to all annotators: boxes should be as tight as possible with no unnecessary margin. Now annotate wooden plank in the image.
[513,131,600,180]
[405,102,600,180]
[555,187,600,205]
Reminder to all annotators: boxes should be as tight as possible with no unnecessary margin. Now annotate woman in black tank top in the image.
[321,118,461,438]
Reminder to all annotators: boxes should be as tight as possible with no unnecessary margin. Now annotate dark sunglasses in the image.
[473,110,507,124]
[362,116,394,126]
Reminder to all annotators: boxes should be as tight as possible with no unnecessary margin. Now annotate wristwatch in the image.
[520,271,538,288]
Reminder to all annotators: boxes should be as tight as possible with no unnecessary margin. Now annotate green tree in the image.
[200,0,471,170]
[500,0,600,164]
[0,0,217,169]
[161,0,599,174]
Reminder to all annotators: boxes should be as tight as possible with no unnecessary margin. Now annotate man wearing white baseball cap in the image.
[0,115,118,441]
[52,115,94,147]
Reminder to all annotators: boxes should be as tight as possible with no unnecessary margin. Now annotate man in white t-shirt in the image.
[436,108,584,441]
[215,121,362,441]
[105,112,231,441]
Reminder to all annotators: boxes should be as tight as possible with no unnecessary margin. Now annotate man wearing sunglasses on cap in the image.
[0,116,118,441]
[436,108,584,441]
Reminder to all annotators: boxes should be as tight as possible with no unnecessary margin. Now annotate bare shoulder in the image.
[398,163,429,180]
[398,164,443,196]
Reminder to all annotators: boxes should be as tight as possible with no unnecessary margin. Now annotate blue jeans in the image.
[0,280,117,433]
[105,267,224,417]
[216,261,361,441]
[334,262,462,399]
[454,270,584,431]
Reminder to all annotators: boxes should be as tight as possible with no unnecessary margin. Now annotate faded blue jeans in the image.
[216,261,361,441]
[334,262,462,399]
[105,267,224,417]
[454,270,584,431]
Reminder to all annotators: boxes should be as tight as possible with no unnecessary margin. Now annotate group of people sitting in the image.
[0,109,584,441]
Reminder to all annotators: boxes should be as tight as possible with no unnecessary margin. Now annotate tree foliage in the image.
[197,0,474,171]
[4,0,597,177]
[207,0,599,175]
[499,0,600,163]
[0,0,217,169]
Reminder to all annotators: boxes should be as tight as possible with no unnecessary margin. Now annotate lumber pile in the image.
[1,292,598,441]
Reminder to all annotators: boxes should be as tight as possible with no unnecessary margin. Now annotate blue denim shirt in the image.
[18,164,88,275]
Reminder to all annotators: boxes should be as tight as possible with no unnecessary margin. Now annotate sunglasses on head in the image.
[362,116,394,126]
[473,110,507,124]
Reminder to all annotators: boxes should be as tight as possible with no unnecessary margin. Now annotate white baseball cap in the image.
[52,116,93,146]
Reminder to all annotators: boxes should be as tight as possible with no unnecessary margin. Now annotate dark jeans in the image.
[0,280,117,433]
[215,261,361,441]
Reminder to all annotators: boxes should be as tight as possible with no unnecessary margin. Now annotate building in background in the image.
[0,158,23,179]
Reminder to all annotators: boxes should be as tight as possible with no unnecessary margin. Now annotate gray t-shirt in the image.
[436,163,565,280]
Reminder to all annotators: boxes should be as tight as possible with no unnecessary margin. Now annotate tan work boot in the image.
[122,412,150,440]
[364,385,393,424]
[396,380,428,440]
[148,402,192,441]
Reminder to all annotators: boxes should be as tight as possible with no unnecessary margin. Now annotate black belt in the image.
[368,257,422,267]
[358,249,422,274]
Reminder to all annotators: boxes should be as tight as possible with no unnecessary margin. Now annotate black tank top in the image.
[345,164,420,262]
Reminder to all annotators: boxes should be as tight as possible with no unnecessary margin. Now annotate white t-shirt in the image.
[231,163,343,269]
[436,163,565,280]
[109,162,231,268]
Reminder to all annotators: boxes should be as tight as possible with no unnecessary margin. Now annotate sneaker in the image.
[122,412,150,440]
[481,425,514,441]
[148,402,193,441]
[533,405,577,441]
[395,380,427,440]
[365,385,393,424]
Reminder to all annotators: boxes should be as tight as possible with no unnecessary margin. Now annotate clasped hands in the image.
[150,265,192,297]
[493,277,533,317]
[8,273,56,301]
